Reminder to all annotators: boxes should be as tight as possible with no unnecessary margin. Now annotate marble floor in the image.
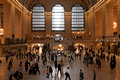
[0,51,120,80]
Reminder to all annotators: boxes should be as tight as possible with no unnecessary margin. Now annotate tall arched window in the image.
[71,4,84,31]
[32,4,45,31]
[52,4,65,31]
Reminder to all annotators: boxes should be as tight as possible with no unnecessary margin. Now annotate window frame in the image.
[51,4,65,32]
[31,4,46,32]
[71,4,85,31]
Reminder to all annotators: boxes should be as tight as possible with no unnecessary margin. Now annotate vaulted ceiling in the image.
[18,0,98,11]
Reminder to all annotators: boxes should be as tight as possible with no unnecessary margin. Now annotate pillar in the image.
[26,13,32,40]
[84,13,89,39]
[10,4,15,37]
[65,12,71,38]
[117,0,120,51]
[45,12,52,36]
[106,5,114,36]
[21,11,24,39]
[102,5,107,51]
[102,6,107,37]
[15,9,22,39]
[117,0,120,37]
[102,5,114,52]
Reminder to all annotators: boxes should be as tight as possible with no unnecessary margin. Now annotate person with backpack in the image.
[80,69,84,80]
[65,67,71,80]
[46,66,49,78]
[49,66,53,78]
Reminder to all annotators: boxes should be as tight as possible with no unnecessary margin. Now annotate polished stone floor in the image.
[0,51,120,80]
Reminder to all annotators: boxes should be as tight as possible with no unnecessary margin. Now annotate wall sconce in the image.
[0,28,4,36]
[113,22,117,28]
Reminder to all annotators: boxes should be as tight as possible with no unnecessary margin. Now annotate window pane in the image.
[71,4,84,31]
[52,4,65,31]
[52,28,65,31]
[32,4,45,31]
[72,28,84,31]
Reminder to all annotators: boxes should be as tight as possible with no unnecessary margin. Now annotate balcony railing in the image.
[5,38,26,45]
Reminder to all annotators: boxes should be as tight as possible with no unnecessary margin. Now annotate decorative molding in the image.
[87,0,112,15]
[8,0,30,15]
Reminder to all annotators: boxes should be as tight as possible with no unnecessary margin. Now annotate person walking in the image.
[9,66,13,80]
[35,62,40,74]
[110,60,114,72]
[18,61,23,79]
[70,54,74,62]
[93,66,96,80]
[57,63,62,74]
[46,66,49,78]
[65,67,71,80]
[80,69,84,80]
[98,59,101,69]
[6,55,9,63]
[60,58,64,73]
[54,59,58,69]
[49,66,53,78]
[25,60,29,72]
[8,60,12,71]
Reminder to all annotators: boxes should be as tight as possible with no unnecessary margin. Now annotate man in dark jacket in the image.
[49,66,53,78]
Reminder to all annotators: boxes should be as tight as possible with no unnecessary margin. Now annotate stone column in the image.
[91,10,95,40]
[102,5,114,36]
[90,9,96,49]
[65,12,71,39]
[117,0,120,51]
[3,3,15,38]
[117,0,120,38]
[102,5,107,37]
[45,12,52,36]
[102,5,114,51]
[10,4,15,37]
[106,5,114,36]
[21,11,24,39]
[87,9,96,49]
[102,5,107,51]
[15,9,22,39]
[84,13,89,39]
[26,13,32,40]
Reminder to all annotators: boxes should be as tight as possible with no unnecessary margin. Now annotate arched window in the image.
[71,4,84,31]
[32,4,45,31]
[52,4,65,31]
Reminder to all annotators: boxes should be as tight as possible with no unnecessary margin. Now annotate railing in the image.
[5,38,26,45]
[96,36,118,42]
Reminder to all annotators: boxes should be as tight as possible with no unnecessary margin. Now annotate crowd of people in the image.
[3,46,117,80]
